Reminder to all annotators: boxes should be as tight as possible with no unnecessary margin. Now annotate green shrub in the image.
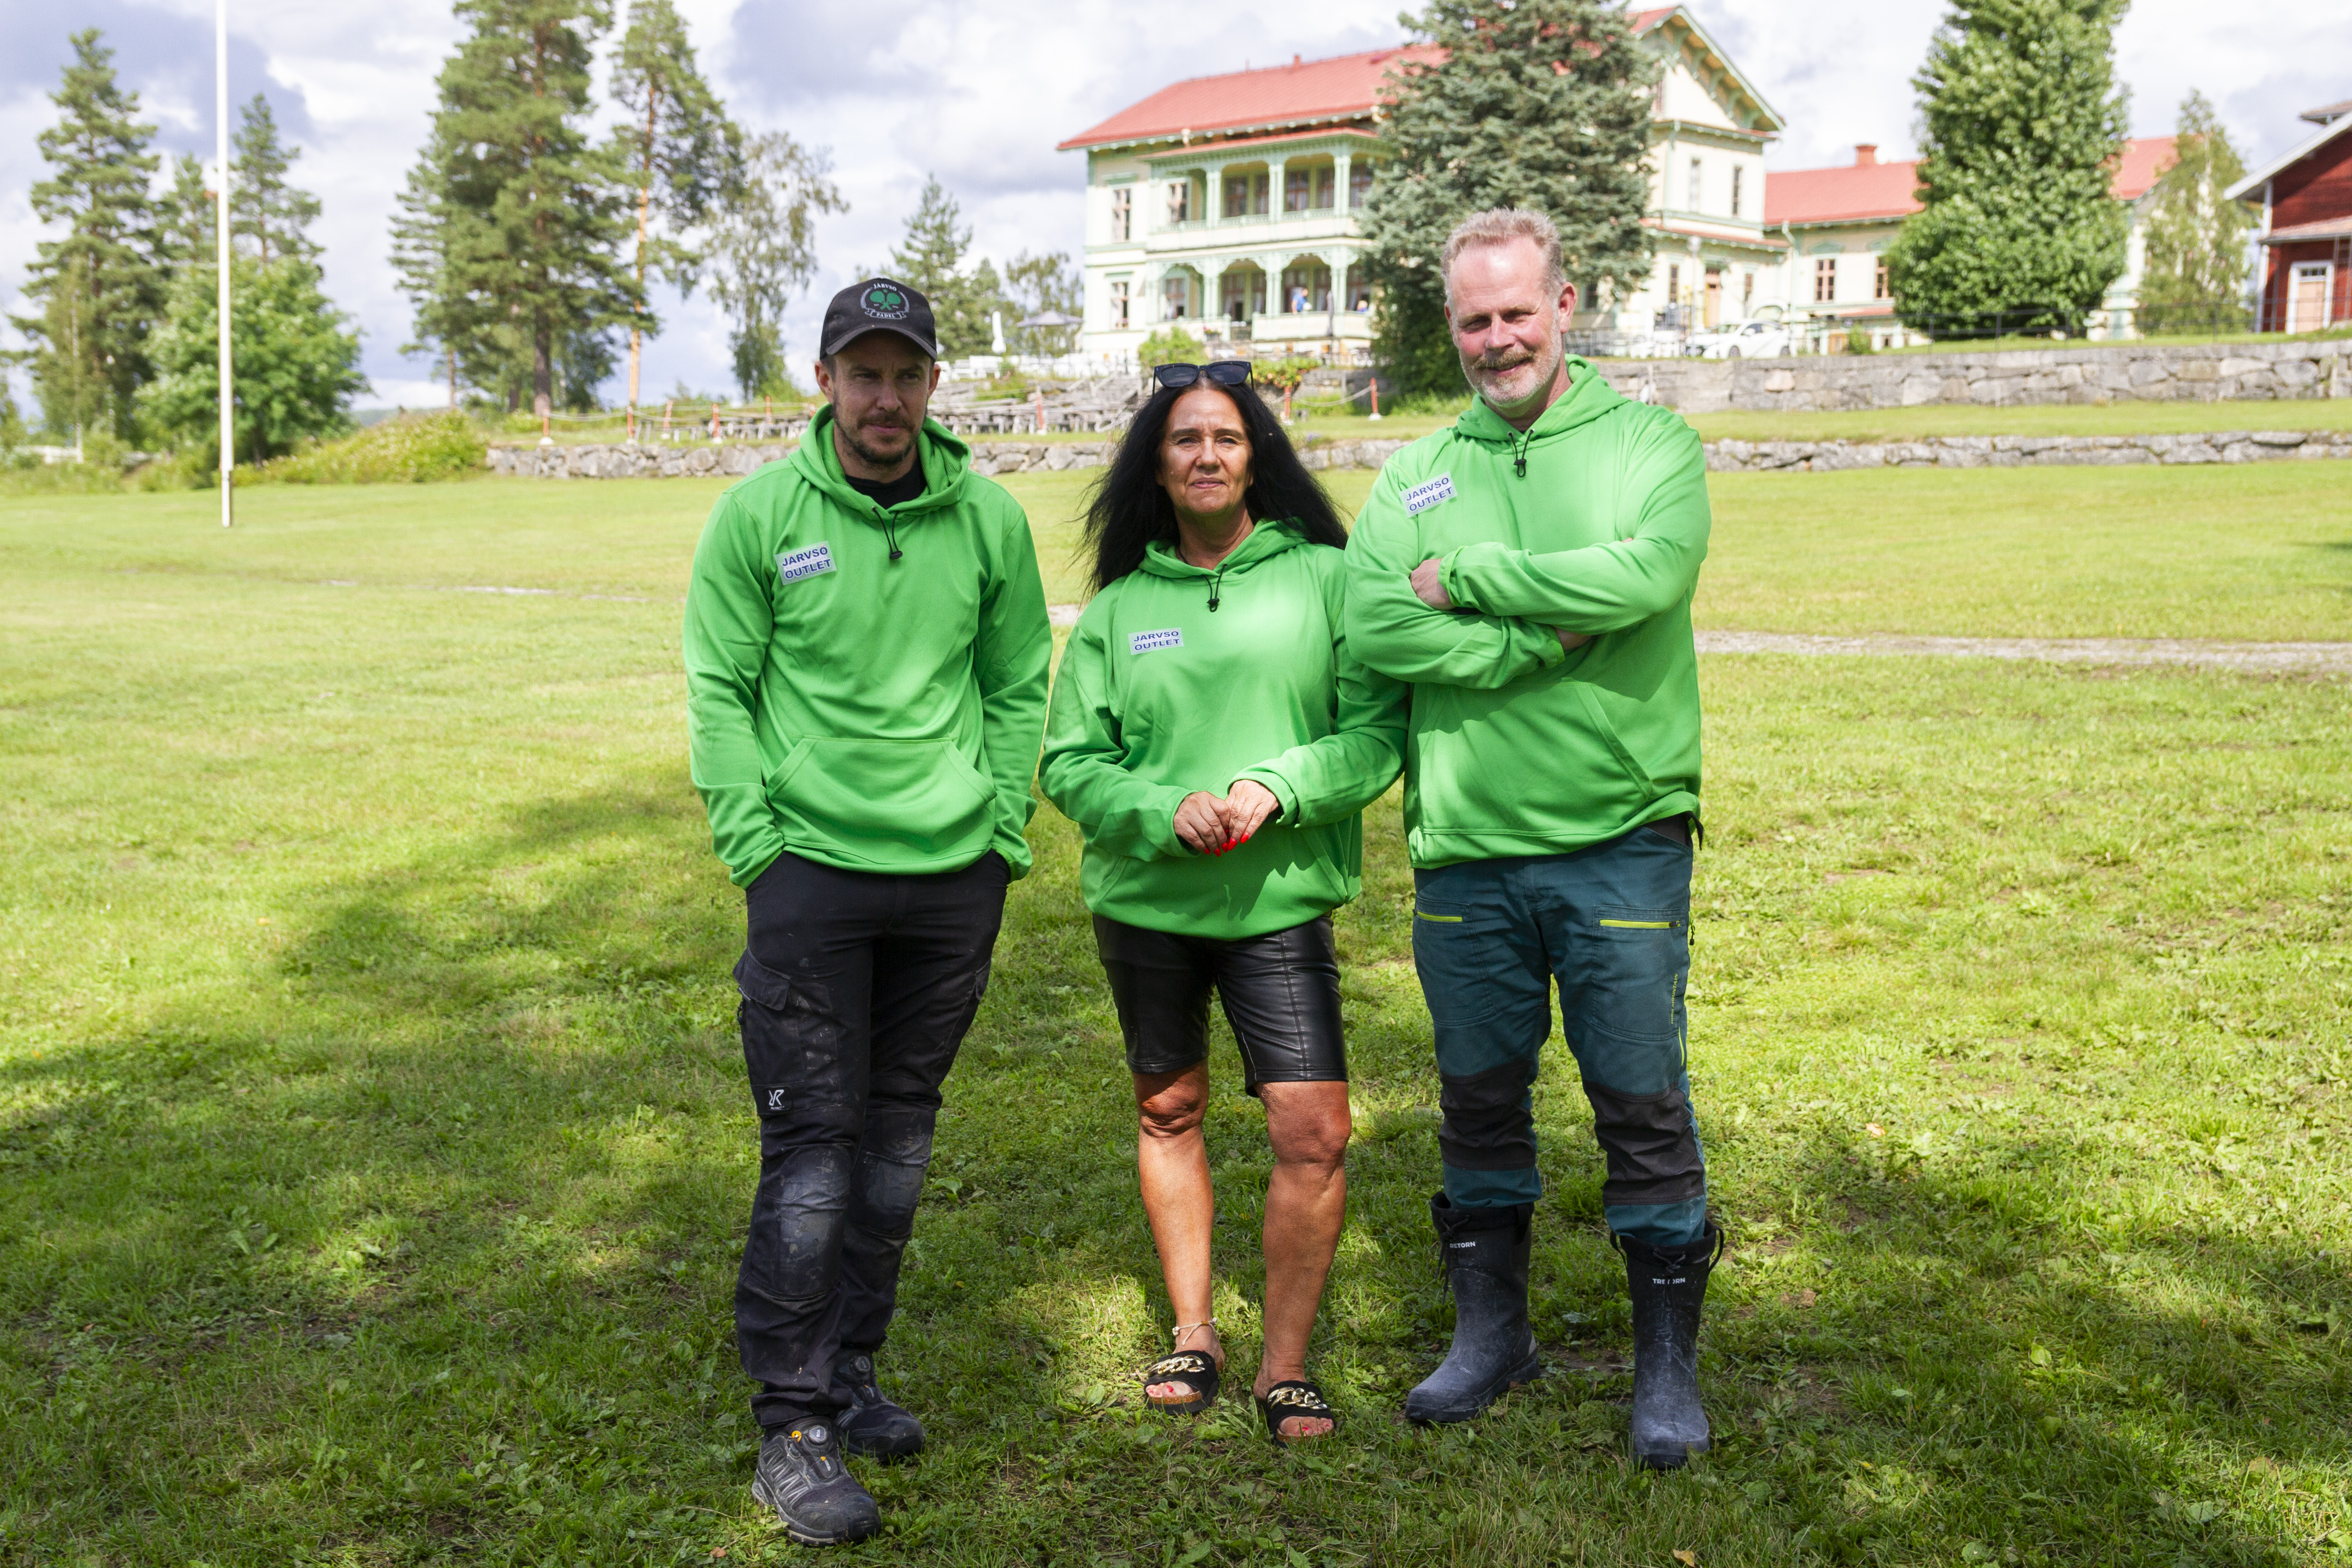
[243,412,488,485]
[1137,326,1203,368]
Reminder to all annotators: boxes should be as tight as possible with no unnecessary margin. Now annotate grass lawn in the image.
[1014,462,2352,643]
[1684,402,2352,446]
[1288,387,2352,452]
[3,477,2349,1566]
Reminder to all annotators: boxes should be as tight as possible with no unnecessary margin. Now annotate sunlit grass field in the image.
[2,467,2348,1566]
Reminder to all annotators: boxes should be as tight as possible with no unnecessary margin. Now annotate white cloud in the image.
[1,0,2336,415]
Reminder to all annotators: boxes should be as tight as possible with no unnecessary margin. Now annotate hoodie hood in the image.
[1453,357,1626,447]
[1136,515,1308,582]
[789,404,973,519]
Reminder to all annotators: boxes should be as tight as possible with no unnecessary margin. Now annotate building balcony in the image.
[1143,209,1362,252]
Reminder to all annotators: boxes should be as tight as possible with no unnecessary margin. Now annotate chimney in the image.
[1855,143,1879,167]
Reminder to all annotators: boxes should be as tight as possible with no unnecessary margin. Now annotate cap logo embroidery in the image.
[861,284,909,320]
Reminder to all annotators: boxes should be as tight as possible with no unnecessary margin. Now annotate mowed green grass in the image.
[1017,462,2352,641]
[2,474,2349,1567]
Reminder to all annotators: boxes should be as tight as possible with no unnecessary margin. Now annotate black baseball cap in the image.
[820,276,939,359]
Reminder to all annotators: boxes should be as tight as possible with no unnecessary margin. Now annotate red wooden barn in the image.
[2231,100,2352,333]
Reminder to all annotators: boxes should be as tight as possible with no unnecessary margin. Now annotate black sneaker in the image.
[835,1352,926,1459]
[750,1422,880,1546]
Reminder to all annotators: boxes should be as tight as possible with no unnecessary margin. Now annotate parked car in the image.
[1689,319,1795,359]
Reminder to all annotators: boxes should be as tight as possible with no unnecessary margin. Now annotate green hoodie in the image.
[1041,520,1407,940]
[682,407,1052,886]
[1343,359,1710,869]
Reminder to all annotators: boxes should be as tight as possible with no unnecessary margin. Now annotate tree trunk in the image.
[628,87,658,422]
[534,325,553,421]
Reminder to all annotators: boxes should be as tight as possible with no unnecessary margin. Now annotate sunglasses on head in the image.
[1152,360,1252,390]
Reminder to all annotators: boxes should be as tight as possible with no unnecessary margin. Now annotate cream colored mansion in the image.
[1058,5,2175,361]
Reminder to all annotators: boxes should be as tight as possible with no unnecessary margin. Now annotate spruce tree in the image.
[608,0,739,413]
[887,176,1003,360]
[230,96,323,265]
[2136,90,2254,333]
[9,29,166,442]
[1359,0,1659,396]
[707,131,843,397]
[391,0,637,419]
[1883,0,2132,337]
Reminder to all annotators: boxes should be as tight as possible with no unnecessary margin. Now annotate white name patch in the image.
[776,542,837,583]
[1129,628,1184,655]
[1402,474,1458,516]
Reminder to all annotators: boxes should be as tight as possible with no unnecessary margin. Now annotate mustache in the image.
[1471,347,1539,374]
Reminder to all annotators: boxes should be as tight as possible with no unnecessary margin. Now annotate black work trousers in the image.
[733,849,1008,1431]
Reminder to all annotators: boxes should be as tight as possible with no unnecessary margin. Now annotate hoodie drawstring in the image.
[882,513,903,562]
[1207,564,1226,611]
[1513,432,1529,479]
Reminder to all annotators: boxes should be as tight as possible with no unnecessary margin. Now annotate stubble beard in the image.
[840,416,915,474]
[1462,336,1563,411]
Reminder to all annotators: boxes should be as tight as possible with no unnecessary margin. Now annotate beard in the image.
[1460,336,1562,405]
[839,415,915,471]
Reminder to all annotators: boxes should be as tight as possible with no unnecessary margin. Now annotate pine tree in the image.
[2136,90,2254,333]
[390,0,638,419]
[1883,0,2132,337]
[1359,0,1659,396]
[887,176,1003,361]
[707,130,843,398]
[9,29,166,442]
[230,96,323,265]
[157,152,217,271]
[608,0,739,414]
[142,257,366,464]
[389,157,467,407]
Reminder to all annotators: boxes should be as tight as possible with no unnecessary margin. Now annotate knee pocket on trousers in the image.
[1580,1078,1704,1206]
[1437,1060,1539,1172]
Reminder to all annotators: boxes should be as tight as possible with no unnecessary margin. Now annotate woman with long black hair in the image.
[1041,363,1406,1445]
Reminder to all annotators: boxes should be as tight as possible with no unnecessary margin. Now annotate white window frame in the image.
[1730,165,1743,218]
[1687,156,1703,213]
[1107,187,1131,244]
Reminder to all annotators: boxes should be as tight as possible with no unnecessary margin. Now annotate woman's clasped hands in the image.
[1172,779,1282,857]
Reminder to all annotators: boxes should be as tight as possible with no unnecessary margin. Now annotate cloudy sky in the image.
[1,0,2342,412]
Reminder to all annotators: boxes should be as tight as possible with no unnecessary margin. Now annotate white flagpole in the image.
[216,0,233,528]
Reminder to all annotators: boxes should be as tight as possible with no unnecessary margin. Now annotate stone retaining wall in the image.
[1705,428,2352,472]
[485,436,1412,480]
[1594,339,2352,414]
[490,427,2345,480]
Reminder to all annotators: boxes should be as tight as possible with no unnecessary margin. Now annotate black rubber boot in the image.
[1617,1221,1722,1470]
[1404,1194,1543,1424]
[833,1351,925,1459]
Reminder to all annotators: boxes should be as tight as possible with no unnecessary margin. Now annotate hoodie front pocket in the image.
[768,736,997,862]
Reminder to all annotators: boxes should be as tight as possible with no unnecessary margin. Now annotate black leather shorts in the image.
[1092,914,1348,1093]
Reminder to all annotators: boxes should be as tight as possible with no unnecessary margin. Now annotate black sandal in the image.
[1256,1379,1340,1446]
[1141,1323,1221,1416]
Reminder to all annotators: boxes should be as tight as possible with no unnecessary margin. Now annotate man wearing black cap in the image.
[682,278,1053,1544]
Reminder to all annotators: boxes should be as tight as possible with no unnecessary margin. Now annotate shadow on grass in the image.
[0,789,2343,1564]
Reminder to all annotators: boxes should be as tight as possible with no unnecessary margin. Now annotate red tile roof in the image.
[1059,10,1683,152]
[1765,137,2179,225]
[1057,48,1441,151]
